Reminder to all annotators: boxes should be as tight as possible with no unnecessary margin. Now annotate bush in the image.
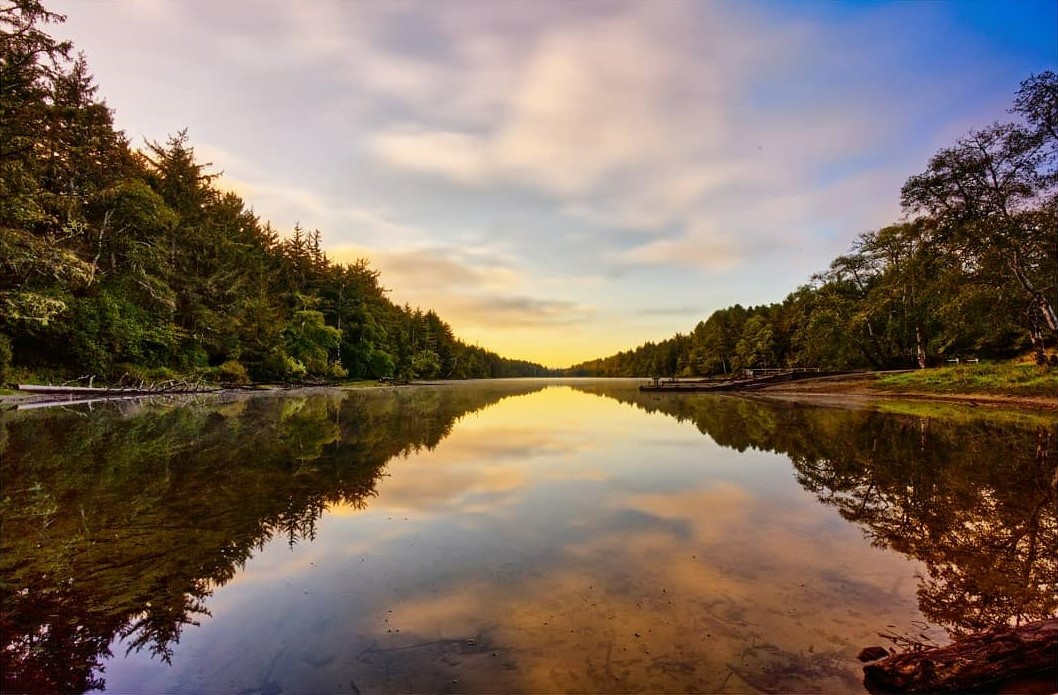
[217,360,250,386]
[116,363,179,386]
[328,360,348,380]
[0,334,11,385]
[177,341,209,372]
[284,356,308,381]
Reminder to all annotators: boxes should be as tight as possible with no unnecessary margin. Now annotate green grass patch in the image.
[874,398,1057,427]
[875,363,1058,398]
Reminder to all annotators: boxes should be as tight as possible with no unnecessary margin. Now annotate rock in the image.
[858,646,890,662]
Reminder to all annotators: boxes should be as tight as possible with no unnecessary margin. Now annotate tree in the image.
[0,1,71,225]
[902,74,1058,359]
[734,314,774,371]
[1013,71,1058,163]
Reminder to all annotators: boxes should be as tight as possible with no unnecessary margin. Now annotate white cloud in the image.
[52,0,1042,363]
[371,130,491,185]
[329,243,593,331]
[358,2,921,272]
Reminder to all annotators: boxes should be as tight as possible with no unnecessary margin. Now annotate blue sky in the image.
[53,0,1056,366]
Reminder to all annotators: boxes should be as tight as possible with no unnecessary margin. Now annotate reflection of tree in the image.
[573,385,1058,638]
[0,383,543,693]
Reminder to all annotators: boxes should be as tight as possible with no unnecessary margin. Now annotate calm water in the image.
[2,380,1055,693]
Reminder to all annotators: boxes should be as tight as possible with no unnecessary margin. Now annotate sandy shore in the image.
[751,372,1058,411]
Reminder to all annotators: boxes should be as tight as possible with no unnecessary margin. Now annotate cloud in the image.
[632,305,703,318]
[356,2,963,273]
[612,224,744,272]
[365,4,751,200]
[371,130,491,185]
[442,295,591,328]
[329,244,594,331]
[331,245,520,292]
[53,0,1044,364]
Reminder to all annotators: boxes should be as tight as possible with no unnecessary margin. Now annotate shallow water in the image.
[2,380,1055,693]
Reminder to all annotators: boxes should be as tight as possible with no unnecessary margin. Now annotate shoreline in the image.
[747,372,1058,411]
[2,374,1055,412]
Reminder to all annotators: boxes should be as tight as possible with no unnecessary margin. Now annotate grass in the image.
[875,363,1058,399]
[874,397,1058,427]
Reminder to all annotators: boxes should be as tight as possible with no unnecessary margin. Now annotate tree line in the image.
[0,2,553,384]
[569,72,1057,378]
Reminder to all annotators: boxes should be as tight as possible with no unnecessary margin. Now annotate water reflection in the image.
[2,381,1055,693]
[0,382,546,693]
[571,384,1058,637]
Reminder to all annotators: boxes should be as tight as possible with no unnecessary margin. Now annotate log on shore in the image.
[16,384,220,397]
[17,384,150,395]
[863,619,1058,693]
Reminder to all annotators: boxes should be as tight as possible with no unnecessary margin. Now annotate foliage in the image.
[569,72,1057,377]
[0,5,551,384]
[0,334,12,384]
[216,359,250,386]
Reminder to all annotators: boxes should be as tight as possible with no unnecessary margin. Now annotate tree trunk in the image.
[1008,251,1058,337]
[863,619,1058,694]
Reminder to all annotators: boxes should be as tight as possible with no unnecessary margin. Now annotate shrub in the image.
[0,334,12,385]
[217,360,251,386]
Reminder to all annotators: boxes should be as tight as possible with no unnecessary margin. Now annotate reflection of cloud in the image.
[377,461,525,512]
[123,387,951,693]
[377,430,594,514]
[365,472,929,692]
[373,388,610,513]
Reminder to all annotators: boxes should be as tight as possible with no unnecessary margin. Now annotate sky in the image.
[51,0,1056,368]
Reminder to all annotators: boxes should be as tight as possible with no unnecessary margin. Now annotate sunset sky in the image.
[53,0,1055,367]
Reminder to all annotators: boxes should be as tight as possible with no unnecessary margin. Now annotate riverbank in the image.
[2,371,1055,412]
[752,370,1058,411]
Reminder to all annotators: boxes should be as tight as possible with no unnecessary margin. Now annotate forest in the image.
[570,72,1058,378]
[3,3,1055,385]
[1,2,553,385]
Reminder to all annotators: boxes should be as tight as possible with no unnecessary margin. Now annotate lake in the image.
[2,380,1055,693]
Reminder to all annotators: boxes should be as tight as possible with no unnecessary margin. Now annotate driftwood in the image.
[863,619,1058,693]
[639,370,852,393]
[12,383,221,411]
[16,383,218,396]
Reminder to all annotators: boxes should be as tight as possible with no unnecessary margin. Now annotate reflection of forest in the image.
[571,384,1058,639]
[0,383,544,694]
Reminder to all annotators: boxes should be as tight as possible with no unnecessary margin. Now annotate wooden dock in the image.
[639,369,842,393]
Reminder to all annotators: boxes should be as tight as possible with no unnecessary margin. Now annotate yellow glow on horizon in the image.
[449,326,635,369]
[328,246,639,368]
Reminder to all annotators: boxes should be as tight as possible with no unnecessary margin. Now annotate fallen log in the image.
[18,384,152,395]
[16,383,218,396]
[863,618,1058,693]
